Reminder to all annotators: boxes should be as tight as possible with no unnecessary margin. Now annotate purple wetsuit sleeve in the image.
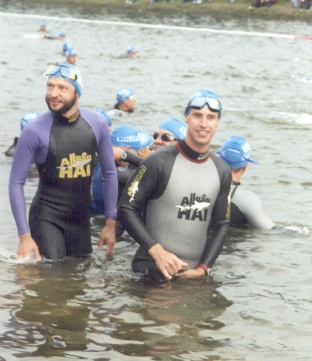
[82,109,118,220]
[9,115,52,235]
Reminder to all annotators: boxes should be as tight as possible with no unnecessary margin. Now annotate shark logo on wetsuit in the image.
[176,193,211,221]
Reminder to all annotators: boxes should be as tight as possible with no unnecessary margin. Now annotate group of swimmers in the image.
[7,60,276,282]
[6,83,274,233]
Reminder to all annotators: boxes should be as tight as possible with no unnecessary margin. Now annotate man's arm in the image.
[96,119,118,255]
[118,152,188,280]
[239,191,275,230]
[9,126,42,259]
[199,158,232,270]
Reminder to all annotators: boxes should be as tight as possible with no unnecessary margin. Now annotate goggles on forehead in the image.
[153,132,176,142]
[188,96,222,112]
[43,65,78,81]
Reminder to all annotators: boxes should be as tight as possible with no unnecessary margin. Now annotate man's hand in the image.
[175,267,208,280]
[17,232,41,260]
[98,219,116,256]
[148,243,188,280]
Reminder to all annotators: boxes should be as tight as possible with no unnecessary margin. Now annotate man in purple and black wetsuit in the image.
[9,62,118,261]
[118,90,232,282]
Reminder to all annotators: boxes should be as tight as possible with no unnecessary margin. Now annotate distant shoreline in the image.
[0,0,312,22]
[2,0,312,23]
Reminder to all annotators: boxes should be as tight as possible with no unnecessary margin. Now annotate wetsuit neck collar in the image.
[177,140,210,162]
[52,110,80,125]
[232,181,241,186]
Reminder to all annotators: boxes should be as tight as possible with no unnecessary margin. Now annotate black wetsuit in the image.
[9,109,118,260]
[118,140,232,277]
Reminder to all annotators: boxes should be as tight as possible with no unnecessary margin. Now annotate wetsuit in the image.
[118,140,232,277]
[9,109,118,260]
[91,152,143,237]
[91,151,143,214]
[230,181,275,230]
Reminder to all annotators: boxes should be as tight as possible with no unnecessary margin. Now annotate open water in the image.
[0,5,311,361]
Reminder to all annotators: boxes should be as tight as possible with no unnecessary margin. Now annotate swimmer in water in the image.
[217,135,275,230]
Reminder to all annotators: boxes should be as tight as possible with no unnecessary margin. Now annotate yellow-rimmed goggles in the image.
[43,65,78,81]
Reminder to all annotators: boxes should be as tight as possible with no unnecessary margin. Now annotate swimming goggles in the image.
[187,96,222,112]
[153,132,176,142]
[43,65,78,81]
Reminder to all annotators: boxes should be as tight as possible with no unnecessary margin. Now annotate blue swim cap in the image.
[217,136,258,169]
[94,109,112,127]
[20,111,40,131]
[137,130,153,149]
[111,125,141,151]
[158,118,187,140]
[116,87,134,104]
[65,48,77,57]
[62,41,72,53]
[44,62,83,97]
[40,21,46,27]
[185,89,221,118]
[58,30,66,37]
[126,45,136,54]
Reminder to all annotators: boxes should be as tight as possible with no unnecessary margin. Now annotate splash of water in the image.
[0,248,37,264]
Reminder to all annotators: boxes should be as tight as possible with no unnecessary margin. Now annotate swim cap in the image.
[20,111,40,131]
[110,125,141,151]
[94,109,112,127]
[126,45,136,54]
[62,41,72,53]
[158,118,187,140]
[137,130,153,149]
[116,87,134,104]
[44,62,83,97]
[185,89,221,118]
[217,136,258,169]
[58,30,66,37]
[65,48,77,57]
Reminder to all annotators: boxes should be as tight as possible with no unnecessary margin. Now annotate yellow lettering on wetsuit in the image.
[127,165,146,199]
[58,152,92,178]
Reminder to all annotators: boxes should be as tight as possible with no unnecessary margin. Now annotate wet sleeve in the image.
[200,160,232,268]
[8,127,40,235]
[124,151,144,168]
[237,191,275,230]
[96,121,118,220]
[118,154,162,251]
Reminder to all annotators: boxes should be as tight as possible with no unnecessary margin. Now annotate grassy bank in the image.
[4,0,312,22]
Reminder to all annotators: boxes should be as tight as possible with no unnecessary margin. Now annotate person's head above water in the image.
[115,87,136,112]
[43,62,83,97]
[40,21,47,32]
[126,45,137,57]
[58,30,66,39]
[152,118,187,151]
[218,135,258,169]
[65,48,77,65]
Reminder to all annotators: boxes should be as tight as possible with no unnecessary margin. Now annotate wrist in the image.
[148,243,163,258]
[105,219,116,228]
[120,151,128,161]
[197,263,211,275]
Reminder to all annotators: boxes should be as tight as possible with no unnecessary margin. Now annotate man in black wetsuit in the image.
[9,62,118,261]
[118,90,232,281]
[218,135,275,230]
